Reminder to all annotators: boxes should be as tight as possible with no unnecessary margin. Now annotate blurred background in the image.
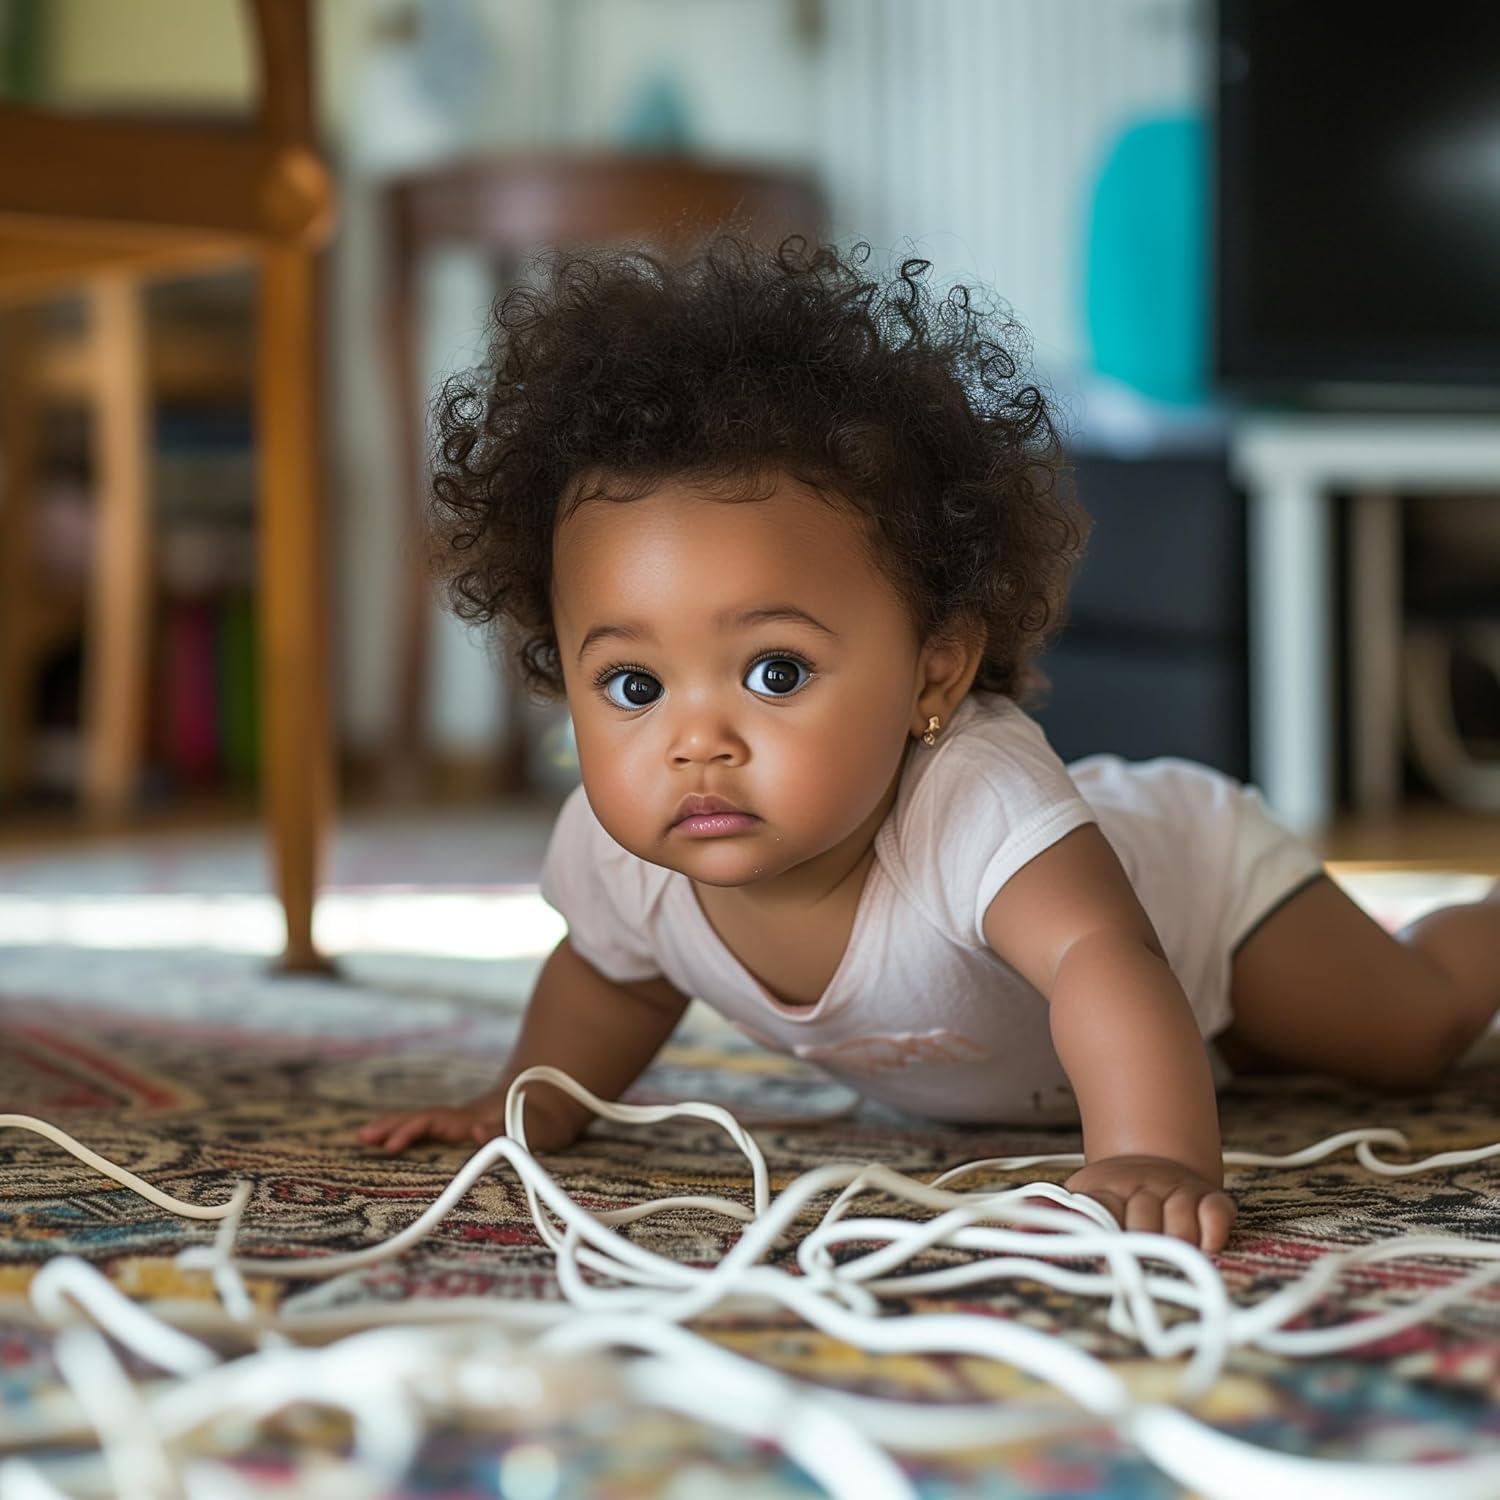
[1,0,1497,971]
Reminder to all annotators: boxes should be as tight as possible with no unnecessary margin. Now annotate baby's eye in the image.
[744,655,811,698]
[601,669,662,709]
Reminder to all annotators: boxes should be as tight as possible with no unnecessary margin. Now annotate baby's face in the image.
[550,472,926,888]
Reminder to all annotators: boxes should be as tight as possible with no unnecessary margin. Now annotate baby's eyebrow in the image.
[577,604,837,662]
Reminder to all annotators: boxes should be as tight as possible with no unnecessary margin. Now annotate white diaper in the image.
[1223,785,1328,956]
[1199,786,1327,1089]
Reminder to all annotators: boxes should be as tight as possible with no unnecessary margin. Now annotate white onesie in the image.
[538,690,1325,1125]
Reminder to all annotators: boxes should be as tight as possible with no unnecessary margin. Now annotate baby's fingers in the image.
[1198,1191,1237,1255]
[1075,1187,1127,1232]
[358,1114,411,1145]
[1162,1187,1202,1245]
[379,1113,440,1154]
[1123,1190,1165,1236]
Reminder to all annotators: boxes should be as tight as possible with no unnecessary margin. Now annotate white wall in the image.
[819,0,1207,372]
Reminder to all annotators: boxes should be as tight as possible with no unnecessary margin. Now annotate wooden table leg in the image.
[80,274,152,824]
[257,242,337,975]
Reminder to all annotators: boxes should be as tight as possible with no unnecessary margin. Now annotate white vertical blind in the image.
[817,0,1207,372]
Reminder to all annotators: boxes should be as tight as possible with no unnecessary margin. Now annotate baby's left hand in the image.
[1061,1154,1236,1254]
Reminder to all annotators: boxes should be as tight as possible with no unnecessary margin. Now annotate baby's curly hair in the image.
[429,231,1090,707]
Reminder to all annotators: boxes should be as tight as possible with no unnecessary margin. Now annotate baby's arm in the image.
[359,936,690,1154]
[981,823,1236,1253]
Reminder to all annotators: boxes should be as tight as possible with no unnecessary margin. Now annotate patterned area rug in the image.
[2,933,1498,1495]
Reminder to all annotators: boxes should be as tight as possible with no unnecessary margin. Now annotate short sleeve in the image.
[882,698,1098,949]
[538,783,665,983]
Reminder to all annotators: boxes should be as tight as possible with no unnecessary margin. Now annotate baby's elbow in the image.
[1051,925,1167,992]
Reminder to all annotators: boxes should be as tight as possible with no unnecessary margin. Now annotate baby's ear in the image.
[922,615,985,695]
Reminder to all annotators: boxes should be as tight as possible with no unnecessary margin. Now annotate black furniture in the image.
[1033,451,1249,780]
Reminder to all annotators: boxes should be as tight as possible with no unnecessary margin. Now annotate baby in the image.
[360,234,1500,1254]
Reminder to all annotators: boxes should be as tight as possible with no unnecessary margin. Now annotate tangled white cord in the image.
[1,1066,1498,1500]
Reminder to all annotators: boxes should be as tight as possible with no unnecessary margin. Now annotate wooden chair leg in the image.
[257,243,337,974]
[0,307,41,804]
[381,200,431,803]
[80,274,152,824]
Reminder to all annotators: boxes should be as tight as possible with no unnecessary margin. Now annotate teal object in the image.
[1084,114,1208,406]
[617,72,694,153]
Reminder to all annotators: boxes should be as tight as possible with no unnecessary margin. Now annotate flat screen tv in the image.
[1215,0,1500,406]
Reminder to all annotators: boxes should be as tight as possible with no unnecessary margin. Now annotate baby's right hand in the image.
[358,1097,506,1154]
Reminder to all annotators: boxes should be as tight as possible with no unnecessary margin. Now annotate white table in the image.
[1229,413,1500,836]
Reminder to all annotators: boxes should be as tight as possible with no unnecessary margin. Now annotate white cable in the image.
[559,1320,914,1500]
[172,1180,256,1330]
[1128,1402,1500,1500]
[48,1327,177,1500]
[0,1116,241,1221]
[0,1462,71,1500]
[26,1260,219,1380]
[628,1356,916,1499]
[3,1078,1498,1500]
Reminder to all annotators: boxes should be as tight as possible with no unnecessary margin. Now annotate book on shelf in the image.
[155,406,256,520]
[152,592,260,793]
[217,593,260,793]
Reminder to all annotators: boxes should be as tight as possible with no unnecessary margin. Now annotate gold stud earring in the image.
[921,714,941,747]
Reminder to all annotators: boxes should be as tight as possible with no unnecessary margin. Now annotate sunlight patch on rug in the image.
[0,889,565,958]
[0,865,1483,959]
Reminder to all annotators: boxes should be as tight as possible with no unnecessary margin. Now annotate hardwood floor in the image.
[1316,799,1500,875]
[1,789,1497,876]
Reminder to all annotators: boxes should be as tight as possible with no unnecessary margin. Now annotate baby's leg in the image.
[1217,875,1500,1091]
